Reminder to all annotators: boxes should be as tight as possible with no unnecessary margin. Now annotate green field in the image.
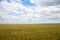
[0,24,60,40]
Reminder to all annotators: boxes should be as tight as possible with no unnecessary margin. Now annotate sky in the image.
[0,0,60,24]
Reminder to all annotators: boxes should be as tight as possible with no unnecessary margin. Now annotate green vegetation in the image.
[0,24,60,40]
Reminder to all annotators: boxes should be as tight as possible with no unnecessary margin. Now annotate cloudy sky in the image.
[0,0,60,24]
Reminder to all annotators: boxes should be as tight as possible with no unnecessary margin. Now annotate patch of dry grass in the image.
[0,24,60,40]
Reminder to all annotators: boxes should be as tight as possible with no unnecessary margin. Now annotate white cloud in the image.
[32,0,60,6]
[0,0,60,24]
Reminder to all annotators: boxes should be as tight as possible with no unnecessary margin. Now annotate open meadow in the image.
[0,24,60,40]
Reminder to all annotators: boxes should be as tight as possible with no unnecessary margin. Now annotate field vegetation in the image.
[0,24,60,40]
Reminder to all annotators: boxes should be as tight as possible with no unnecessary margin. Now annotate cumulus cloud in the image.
[0,0,60,24]
[33,0,60,6]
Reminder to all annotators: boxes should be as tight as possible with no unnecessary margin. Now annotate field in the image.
[0,24,60,40]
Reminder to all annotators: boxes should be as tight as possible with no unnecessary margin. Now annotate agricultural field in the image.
[0,24,60,40]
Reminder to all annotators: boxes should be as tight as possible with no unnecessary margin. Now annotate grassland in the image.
[0,24,60,40]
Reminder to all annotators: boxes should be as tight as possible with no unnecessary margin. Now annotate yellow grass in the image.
[0,24,60,40]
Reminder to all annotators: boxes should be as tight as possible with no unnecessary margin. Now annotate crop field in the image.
[0,24,60,40]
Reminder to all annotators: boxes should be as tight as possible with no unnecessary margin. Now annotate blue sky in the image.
[21,0,36,6]
[0,0,60,24]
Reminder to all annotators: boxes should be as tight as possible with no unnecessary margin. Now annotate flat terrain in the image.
[0,24,60,40]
